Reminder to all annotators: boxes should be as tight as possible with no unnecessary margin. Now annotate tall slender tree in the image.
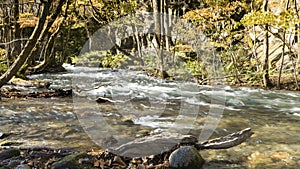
[262,0,271,87]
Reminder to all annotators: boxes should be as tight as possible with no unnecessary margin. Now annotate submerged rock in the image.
[168,146,205,169]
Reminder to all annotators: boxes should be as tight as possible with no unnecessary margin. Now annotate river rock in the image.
[51,153,92,169]
[15,164,31,169]
[7,159,22,168]
[168,146,205,169]
[0,132,10,139]
[0,149,20,161]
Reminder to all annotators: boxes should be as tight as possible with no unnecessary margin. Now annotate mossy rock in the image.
[168,146,205,169]
[51,153,93,169]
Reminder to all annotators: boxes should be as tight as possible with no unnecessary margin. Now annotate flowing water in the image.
[1,64,300,168]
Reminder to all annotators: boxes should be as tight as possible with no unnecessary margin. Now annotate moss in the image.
[0,62,8,75]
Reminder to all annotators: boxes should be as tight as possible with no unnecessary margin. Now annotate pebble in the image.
[169,146,205,169]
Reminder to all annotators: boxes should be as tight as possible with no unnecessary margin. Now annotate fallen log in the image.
[110,128,254,158]
[196,127,254,150]
[8,78,51,88]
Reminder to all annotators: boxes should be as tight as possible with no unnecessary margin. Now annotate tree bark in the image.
[29,0,66,73]
[277,32,286,89]
[293,0,299,89]
[164,0,171,52]
[133,24,143,63]
[262,0,271,87]
[153,0,166,78]
[0,1,52,88]
[11,0,21,58]
[3,6,12,66]
[33,23,61,73]
[277,0,289,88]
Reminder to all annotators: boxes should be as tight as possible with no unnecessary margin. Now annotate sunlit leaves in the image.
[73,0,138,24]
[241,10,300,32]
[18,12,38,28]
[49,17,64,33]
[184,1,248,31]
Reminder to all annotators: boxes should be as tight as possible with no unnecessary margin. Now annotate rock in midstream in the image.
[168,146,205,169]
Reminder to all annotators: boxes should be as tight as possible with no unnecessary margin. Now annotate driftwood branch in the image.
[196,128,254,150]
[109,128,253,158]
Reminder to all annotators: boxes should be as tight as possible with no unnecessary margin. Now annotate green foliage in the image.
[72,0,138,25]
[186,60,203,76]
[77,50,107,66]
[0,48,7,74]
[184,1,252,83]
[101,53,129,68]
[76,50,129,68]
[241,10,300,31]
[184,1,250,48]
[0,48,5,58]
[0,62,8,75]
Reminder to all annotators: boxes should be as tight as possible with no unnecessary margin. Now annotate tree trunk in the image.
[153,0,162,73]
[33,24,61,73]
[133,24,143,64]
[277,32,286,88]
[3,7,12,66]
[164,0,171,52]
[294,0,300,89]
[159,0,165,76]
[0,1,52,88]
[277,0,289,88]
[152,0,168,78]
[28,0,66,73]
[262,0,271,88]
[11,0,21,58]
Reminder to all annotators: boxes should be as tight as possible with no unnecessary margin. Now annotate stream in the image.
[1,64,300,168]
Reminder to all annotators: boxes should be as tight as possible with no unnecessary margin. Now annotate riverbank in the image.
[0,147,165,169]
[223,73,300,92]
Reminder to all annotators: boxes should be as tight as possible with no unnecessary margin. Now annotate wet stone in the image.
[51,153,93,169]
[14,164,31,169]
[0,132,10,139]
[0,149,20,161]
[7,159,22,168]
[169,146,205,169]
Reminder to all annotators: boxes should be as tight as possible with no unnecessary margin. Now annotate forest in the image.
[0,0,299,90]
